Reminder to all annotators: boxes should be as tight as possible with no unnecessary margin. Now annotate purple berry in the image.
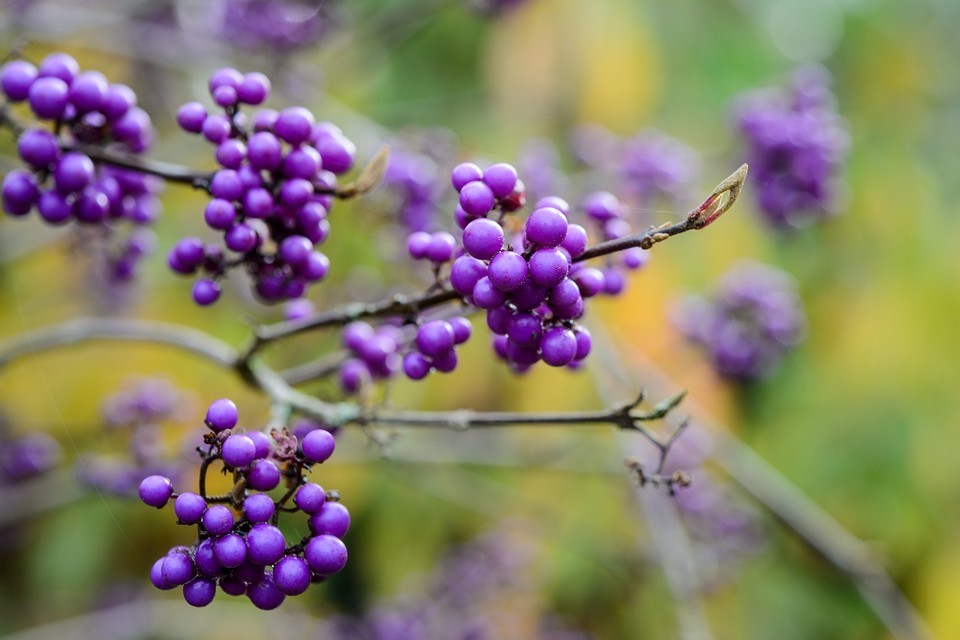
[304,534,348,575]
[294,483,326,514]
[247,460,281,491]
[205,398,238,432]
[525,207,568,248]
[192,279,222,306]
[540,327,578,366]
[275,106,315,145]
[202,505,234,536]
[225,223,259,252]
[222,434,257,468]
[17,129,59,169]
[204,199,237,230]
[529,248,570,288]
[246,523,286,565]
[449,317,472,344]
[238,72,271,105]
[201,114,231,144]
[487,251,528,292]
[68,71,107,113]
[426,232,457,263]
[574,328,592,360]
[451,162,483,191]
[482,163,518,198]
[183,577,216,607]
[561,223,588,258]
[450,255,488,296]
[150,557,174,590]
[174,492,207,524]
[243,493,276,523]
[583,191,620,221]
[407,231,431,260]
[273,555,312,596]
[403,352,431,380]
[459,181,496,216]
[2,170,39,216]
[213,533,248,568]
[462,218,504,260]
[247,132,283,170]
[507,312,543,348]
[0,60,37,101]
[416,320,455,358]
[308,501,351,538]
[472,276,508,309]
[37,53,79,84]
[301,428,336,463]
[177,102,207,133]
[161,551,195,586]
[138,474,173,508]
[315,134,355,174]
[28,76,69,119]
[53,152,95,194]
[247,572,286,610]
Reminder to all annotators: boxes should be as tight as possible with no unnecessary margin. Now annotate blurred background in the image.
[1,0,959,637]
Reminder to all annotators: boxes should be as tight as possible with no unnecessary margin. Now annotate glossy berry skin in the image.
[161,552,195,587]
[213,533,248,568]
[150,558,174,590]
[294,483,326,514]
[528,248,570,288]
[273,555,312,596]
[174,492,207,524]
[243,493,276,523]
[308,501,351,538]
[138,475,173,508]
[416,320,455,358]
[459,180,496,216]
[451,162,483,190]
[222,434,257,468]
[525,207,568,248]
[482,163,518,198]
[246,524,286,565]
[192,279,221,306]
[1,60,38,101]
[202,505,234,536]
[183,578,216,607]
[304,534,348,575]
[28,76,69,119]
[540,327,578,367]
[205,398,238,431]
[247,460,281,491]
[247,573,286,610]
[462,218,504,260]
[403,352,431,380]
[302,429,336,463]
[487,251,528,292]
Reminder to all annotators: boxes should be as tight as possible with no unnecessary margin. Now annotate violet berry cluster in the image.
[733,65,849,230]
[77,378,190,497]
[672,261,806,381]
[0,419,61,484]
[0,53,160,283]
[140,398,350,609]
[168,67,356,306]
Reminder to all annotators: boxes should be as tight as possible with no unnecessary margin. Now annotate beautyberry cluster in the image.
[733,65,849,229]
[672,261,806,381]
[403,317,472,380]
[78,378,190,497]
[0,53,161,286]
[0,421,61,484]
[168,67,356,306]
[140,399,349,609]
[338,321,405,393]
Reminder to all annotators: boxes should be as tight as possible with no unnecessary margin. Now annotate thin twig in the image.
[588,323,933,640]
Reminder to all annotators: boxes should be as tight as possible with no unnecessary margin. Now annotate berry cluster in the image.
[733,65,849,229]
[619,129,700,205]
[168,67,356,306]
[580,189,650,292]
[381,131,456,233]
[0,424,61,484]
[141,399,349,608]
[78,378,190,497]
[403,317,472,380]
[216,0,340,54]
[672,261,806,381]
[337,321,406,393]
[0,53,160,288]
